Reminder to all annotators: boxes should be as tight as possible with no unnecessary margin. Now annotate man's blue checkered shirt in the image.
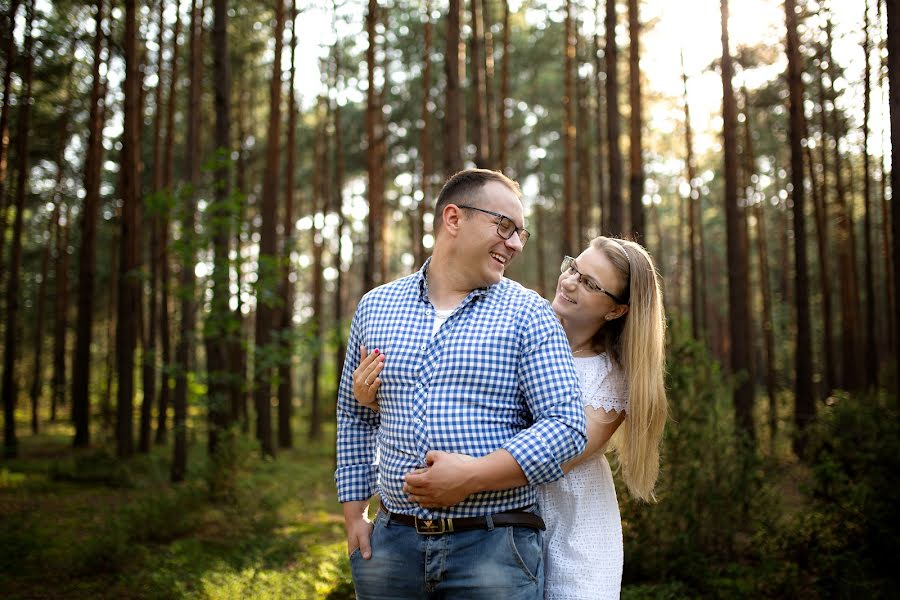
[335,260,587,518]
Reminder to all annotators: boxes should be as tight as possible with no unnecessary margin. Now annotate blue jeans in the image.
[349,509,544,599]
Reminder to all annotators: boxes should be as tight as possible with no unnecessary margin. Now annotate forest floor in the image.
[0,416,355,599]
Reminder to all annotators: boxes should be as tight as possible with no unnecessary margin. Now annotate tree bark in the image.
[681,50,702,340]
[720,0,754,443]
[593,0,607,233]
[887,0,900,401]
[0,0,20,290]
[470,0,490,168]
[157,0,182,445]
[416,0,433,267]
[72,0,106,449]
[332,25,348,408]
[365,0,385,291]
[2,0,33,458]
[206,0,233,457]
[443,0,463,176]
[498,0,510,173]
[605,0,624,234]
[277,0,298,450]
[309,97,327,442]
[252,0,285,458]
[862,0,878,388]
[562,0,576,255]
[786,0,813,456]
[172,0,203,480]
[628,0,644,240]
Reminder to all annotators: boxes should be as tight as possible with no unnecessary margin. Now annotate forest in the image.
[1,0,899,597]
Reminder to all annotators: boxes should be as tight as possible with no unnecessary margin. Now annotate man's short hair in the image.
[433,169,522,233]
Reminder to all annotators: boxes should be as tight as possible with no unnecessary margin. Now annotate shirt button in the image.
[421,344,426,350]
[416,383,423,389]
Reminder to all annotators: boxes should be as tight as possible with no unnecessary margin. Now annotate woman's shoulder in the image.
[575,353,629,414]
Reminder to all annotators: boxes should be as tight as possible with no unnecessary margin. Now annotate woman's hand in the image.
[352,345,385,411]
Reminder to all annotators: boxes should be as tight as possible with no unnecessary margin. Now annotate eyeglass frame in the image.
[455,204,531,246]
[560,255,628,304]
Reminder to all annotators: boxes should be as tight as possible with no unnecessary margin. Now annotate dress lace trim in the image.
[574,353,629,415]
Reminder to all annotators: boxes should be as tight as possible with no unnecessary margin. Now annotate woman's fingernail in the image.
[373,348,380,355]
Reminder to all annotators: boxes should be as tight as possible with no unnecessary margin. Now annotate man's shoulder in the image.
[359,272,420,306]
[490,277,552,313]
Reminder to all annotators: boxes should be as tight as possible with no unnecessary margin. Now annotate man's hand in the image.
[403,451,477,508]
[342,500,374,559]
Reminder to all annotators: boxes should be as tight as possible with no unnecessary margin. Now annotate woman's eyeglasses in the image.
[560,256,627,304]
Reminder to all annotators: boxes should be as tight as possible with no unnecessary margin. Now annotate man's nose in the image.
[505,231,525,252]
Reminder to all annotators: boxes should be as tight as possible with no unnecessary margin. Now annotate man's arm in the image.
[343,500,374,558]
[404,298,586,507]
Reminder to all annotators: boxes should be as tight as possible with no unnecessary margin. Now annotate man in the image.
[335,169,586,599]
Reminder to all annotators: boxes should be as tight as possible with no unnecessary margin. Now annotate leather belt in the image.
[380,501,545,535]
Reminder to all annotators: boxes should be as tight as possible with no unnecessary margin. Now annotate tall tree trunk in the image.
[594,0,607,233]
[786,0,813,456]
[562,0,576,255]
[720,0,754,443]
[742,88,778,452]
[30,206,54,434]
[483,0,497,167]
[823,17,864,391]
[252,0,285,458]
[157,0,182,445]
[232,78,250,431]
[172,0,203,480]
[2,0,33,458]
[52,201,70,422]
[576,66,592,247]
[470,0,490,168]
[207,0,233,457]
[0,0,20,290]
[444,0,463,176]
[309,98,327,442]
[878,3,895,362]
[681,50,702,340]
[605,0,624,234]
[628,0,644,240]
[277,0,297,451]
[332,25,348,406]
[116,0,142,459]
[72,0,106,449]
[365,0,384,291]
[887,0,900,401]
[862,0,878,387]
[498,0,510,173]
[416,0,433,267]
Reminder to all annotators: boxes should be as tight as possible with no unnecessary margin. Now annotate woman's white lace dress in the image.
[537,353,628,600]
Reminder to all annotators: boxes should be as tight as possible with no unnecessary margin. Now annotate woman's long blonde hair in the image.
[591,236,667,502]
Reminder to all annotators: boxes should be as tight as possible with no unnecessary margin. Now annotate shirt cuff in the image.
[335,464,376,503]
[502,429,566,486]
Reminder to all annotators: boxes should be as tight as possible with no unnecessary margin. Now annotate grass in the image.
[0,418,355,600]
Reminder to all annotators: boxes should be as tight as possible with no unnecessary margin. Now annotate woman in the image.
[352,236,668,600]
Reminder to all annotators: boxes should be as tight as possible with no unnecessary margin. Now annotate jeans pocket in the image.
[507,526,542,583]
[349,547,362,560]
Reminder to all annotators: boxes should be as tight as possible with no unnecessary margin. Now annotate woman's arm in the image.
[562,407,625,473]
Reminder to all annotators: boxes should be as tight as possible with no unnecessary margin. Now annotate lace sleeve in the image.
[583,355,629,415]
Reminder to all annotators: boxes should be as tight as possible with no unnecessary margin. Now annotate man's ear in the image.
[442,204,464,237]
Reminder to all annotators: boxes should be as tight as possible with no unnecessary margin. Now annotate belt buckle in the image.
[415,517,452,535]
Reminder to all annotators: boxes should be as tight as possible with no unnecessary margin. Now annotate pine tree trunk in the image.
[332,34,348,403]
[72,0,106,449]
[483,0,497,168]
[309,98,327,442]
[277,0,297,451]
[444,0,463,176]
[605,0,624,234]
[720,0,754,443]
[207,0,233,457]
[1,0,33,458]
[628,0,644,240]
[365,0,385,291]
[862,0,878,387]
[887,0,900,401]
[416,0,433,267]
[498,0,510,173]
[252,0,284,458]
[593,0,607,233]
[0,0,20,290]
[681,52,702,340]
[157,0,182,445]
[470,0,490,168]
[172,0,203,480]
[786,0,813,456]
[52,201,69,422]
[562,0,576,256]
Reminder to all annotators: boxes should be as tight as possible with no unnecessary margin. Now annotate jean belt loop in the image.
[381,503,392,528]
[485,513,494,531]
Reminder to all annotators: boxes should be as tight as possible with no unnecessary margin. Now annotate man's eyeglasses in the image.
[560,256,627,304]
[456,205,530,246]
